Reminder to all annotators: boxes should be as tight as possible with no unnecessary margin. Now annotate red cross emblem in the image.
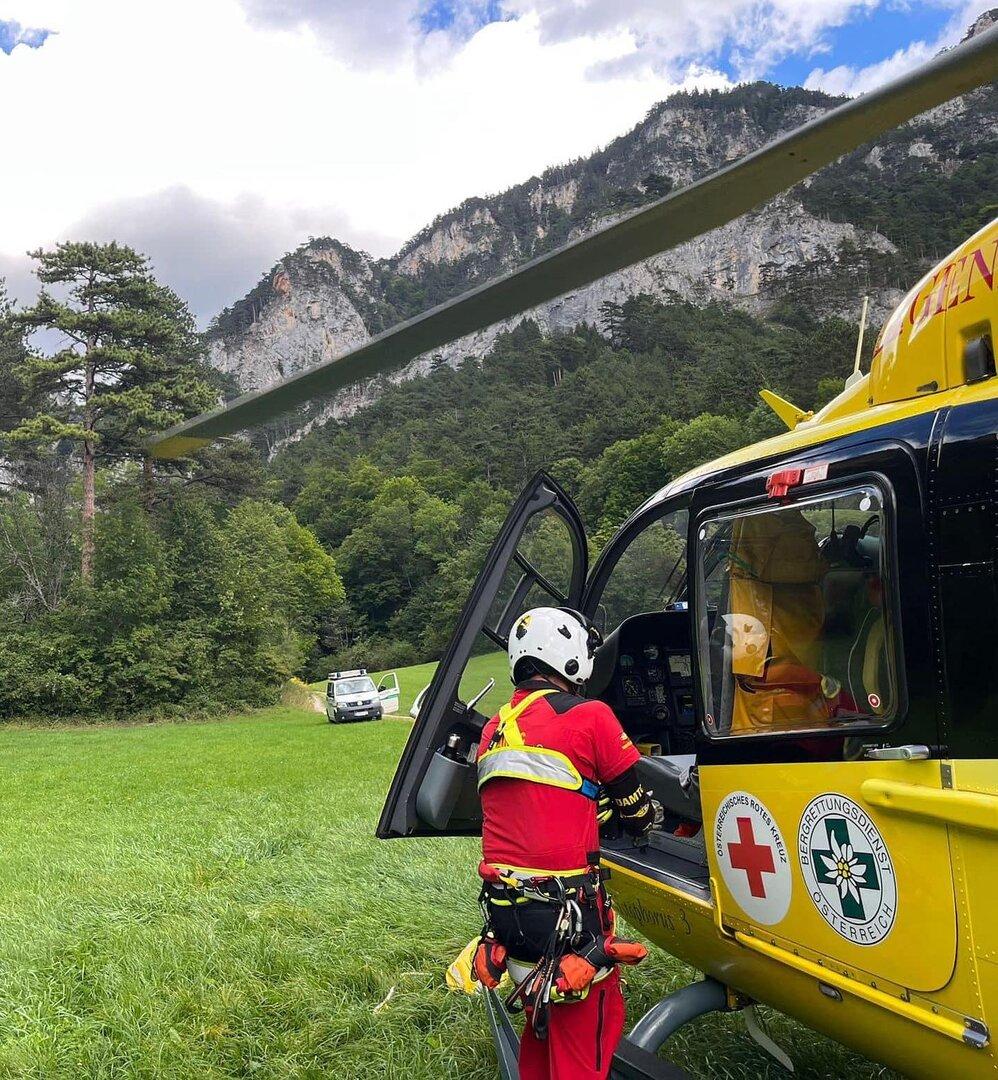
[727,816,776,898]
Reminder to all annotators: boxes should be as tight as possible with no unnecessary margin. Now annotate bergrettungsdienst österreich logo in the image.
[799,793,897,945]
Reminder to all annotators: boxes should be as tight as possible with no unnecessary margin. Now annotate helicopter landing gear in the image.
[628,977,729,1051]
[483,976,793,1078]
[629,979,793,1075]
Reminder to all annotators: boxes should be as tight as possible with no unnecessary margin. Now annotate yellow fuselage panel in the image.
[871,217,998,405]
[607,860,987,1079]
[606,758,998,1079]
[700,761,957,992]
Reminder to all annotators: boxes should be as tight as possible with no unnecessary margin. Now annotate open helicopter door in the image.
[377,471,587,838]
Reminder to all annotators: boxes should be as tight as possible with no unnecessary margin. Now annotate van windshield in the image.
[335,678,376,697]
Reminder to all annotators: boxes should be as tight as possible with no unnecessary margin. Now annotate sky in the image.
[0,0,987,325]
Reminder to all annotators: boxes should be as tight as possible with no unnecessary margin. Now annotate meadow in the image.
[0,708,894,1079]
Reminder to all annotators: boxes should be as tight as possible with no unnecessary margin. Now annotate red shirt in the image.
[478,682,640,873]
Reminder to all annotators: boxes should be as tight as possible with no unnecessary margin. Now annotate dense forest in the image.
[271,292,857,675]
[0,238,859,719]
[0,245,344,721]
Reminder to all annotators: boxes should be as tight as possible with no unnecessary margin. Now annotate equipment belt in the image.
[479,860,610,914]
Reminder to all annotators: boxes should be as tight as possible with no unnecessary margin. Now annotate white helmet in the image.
[507,607,602,687]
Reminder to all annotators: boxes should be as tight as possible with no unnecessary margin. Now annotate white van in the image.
[325,669,400,723]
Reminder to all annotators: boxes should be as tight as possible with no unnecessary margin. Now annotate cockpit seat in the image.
[634,754,701,823]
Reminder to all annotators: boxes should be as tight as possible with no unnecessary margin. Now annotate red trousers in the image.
[519,970,625,1080]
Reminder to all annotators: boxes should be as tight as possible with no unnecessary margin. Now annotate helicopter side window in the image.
[697,485,897,738]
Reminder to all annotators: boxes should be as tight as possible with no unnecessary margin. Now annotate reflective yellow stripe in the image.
[482,862,592,895]
[478,745,584,791]
[480,689,595,795]
[486,863,591,878]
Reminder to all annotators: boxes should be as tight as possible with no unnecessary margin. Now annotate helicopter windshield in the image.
[594,507,689,633]
[698,485,896,737]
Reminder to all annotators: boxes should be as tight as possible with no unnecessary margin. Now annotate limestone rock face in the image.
[205,61,996,438]
[208,239,383,396]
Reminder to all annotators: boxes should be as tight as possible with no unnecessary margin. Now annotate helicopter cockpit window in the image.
[697,485,896,737]
[595,508,689,633]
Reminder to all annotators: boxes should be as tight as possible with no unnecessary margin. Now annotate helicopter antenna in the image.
[845,295,870,390]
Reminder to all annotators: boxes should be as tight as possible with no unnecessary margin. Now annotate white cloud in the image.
[0,252,38,309]
[70,187,397,324]
[804,1,984,95]
[805,38,935,94]
[238,1,517,65]
[0,18,54,54]
[0,0,973,326]
[0,0,699,321]
[239,0,917,81]
[475,0,886,80]
[240,0,420,63]
[2,188,383,320]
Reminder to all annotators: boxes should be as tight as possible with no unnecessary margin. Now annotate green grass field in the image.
[0,707,893,1079]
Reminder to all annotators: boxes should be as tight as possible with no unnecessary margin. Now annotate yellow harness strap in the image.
[478,689,600,799]
[493,689,556,748]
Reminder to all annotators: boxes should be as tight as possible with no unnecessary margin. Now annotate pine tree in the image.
[6,242,216,580]
[0,284,34,441]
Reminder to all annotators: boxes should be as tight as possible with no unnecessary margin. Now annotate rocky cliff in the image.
[207,11,998,433]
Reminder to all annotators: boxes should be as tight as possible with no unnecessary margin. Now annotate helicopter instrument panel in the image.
[594,610,698,754]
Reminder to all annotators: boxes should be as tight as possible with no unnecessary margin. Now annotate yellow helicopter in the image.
[153,24,998,1080]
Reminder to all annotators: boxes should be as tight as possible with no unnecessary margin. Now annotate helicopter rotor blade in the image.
[151,24,997,459]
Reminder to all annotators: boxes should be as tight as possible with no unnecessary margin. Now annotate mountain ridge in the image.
[206,11,998,437]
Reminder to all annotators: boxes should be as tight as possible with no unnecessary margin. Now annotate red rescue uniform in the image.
[478,680,640,1080]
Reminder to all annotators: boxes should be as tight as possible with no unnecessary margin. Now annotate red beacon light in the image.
[766,467,803,498]
[766,462,829,498]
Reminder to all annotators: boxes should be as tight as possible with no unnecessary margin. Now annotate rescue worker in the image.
[472,606,654,1080]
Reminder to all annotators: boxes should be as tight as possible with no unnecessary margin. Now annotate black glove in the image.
[596,788,616,829]
[605,766,654,839]
[619,797,654,839]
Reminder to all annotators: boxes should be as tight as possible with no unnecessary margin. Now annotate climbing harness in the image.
[476,859,614,1040]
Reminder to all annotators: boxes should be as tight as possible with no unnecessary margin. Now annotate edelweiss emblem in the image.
[812,820,880,918]
[799,793,897,945]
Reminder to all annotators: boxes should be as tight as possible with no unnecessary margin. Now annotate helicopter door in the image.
[694,470,959,993]
[376,471,588,838]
